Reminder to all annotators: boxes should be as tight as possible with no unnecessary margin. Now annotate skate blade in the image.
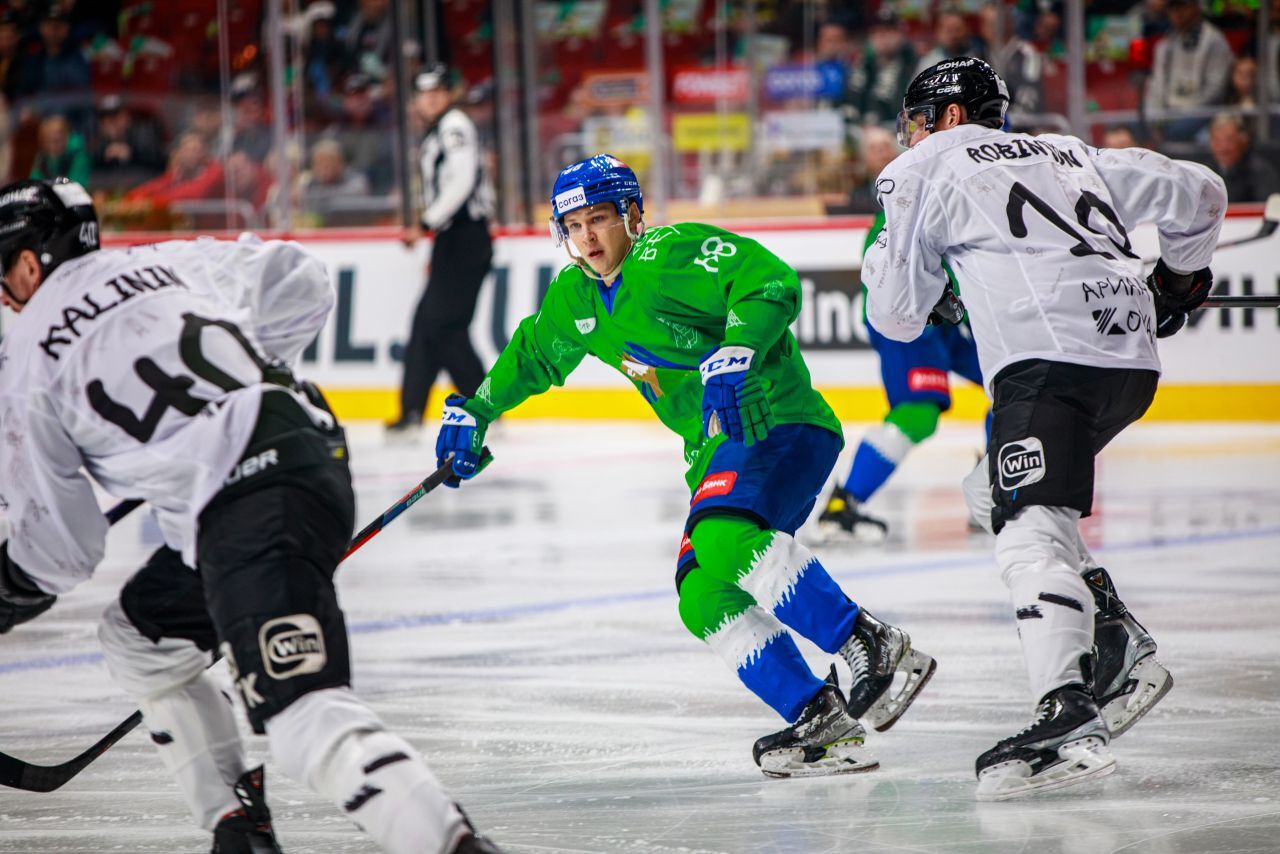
[866,649,937,732]
[974,736,1116,801]
[817,520,887,546]
[759,741,880,779]
[1104,656,1173,738]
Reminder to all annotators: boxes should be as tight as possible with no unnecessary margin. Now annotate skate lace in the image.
[843,637,870,683]
[1012,699,1054,738]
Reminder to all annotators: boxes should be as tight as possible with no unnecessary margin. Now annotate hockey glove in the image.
[436,395,493,487]
[1147,258,1212,339]
[0,542,56,634]
[699,346,776,447]
[926,287,965,326]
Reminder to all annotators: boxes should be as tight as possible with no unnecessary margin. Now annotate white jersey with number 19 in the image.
[0,234,332,592]
[862,124,1227,392]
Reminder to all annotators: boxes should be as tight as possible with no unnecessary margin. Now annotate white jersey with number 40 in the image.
[863,123,1227,391]
[0,234,333,592]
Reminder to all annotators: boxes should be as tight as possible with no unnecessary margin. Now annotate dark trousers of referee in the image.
[398,215,493,422]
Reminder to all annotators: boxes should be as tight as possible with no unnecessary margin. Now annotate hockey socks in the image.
[703,605,826,721]
[843,403,939,502]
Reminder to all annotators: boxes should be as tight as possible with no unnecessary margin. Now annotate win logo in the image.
[998,437,1046,490]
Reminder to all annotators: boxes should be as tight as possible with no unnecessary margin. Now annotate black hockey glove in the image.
[0,542,57,634]
[926,288,965,326]
[1147,259,1212,339]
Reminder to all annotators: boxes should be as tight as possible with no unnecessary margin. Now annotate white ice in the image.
[1,419,1278,853]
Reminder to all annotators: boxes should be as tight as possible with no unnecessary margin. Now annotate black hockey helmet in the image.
[0,178,99,286]
[897,56,1010,147]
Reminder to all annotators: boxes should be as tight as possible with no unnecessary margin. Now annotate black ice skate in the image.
[384,412,424,444]
[211,766,283,854]
[450,803,506,853]
[840,608,936,731]
[974,684,1115,801]
[1085,567,1173,737]
[817,487,889,543]
[752,672,878,778]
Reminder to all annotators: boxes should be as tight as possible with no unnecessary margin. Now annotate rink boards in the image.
[7,214,1278,422]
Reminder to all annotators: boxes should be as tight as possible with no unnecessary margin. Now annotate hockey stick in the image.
[1200,295,1280,308]
[1213,193,1280,251]
[0,452,469,793]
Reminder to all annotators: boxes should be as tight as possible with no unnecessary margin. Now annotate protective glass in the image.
[896,106,936,148]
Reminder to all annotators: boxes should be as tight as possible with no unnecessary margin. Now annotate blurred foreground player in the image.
[0,180,501,853]
[818,205,985,543]
[435,155,936,777]
[864,58,1224,799]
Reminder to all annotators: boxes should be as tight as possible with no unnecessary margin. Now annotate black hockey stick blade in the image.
[1200,295,1280,308]
[0,710,143,793]
[0,453,479,792]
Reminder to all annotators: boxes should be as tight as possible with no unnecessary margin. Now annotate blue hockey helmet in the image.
[549,154,643,245]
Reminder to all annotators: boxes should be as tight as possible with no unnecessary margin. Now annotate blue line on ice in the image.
[1,525,1277,677]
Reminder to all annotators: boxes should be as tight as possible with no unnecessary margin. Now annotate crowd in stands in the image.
[1,0,1276,232]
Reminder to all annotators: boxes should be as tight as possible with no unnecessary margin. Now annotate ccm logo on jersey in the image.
[259,614,328,680]
[907,368,948,394]
[998,438,1046,490]
[692,471,738,504]
[554,187,587,214]
[225,448,278,486]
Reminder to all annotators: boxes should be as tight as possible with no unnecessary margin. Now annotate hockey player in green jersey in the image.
[435,154,936,777]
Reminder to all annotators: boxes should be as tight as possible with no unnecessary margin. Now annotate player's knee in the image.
[267,687,383,787]
[98,599,209,699]
[688,515,768,581]
[994,505,1083,588]
[885,401,942,444]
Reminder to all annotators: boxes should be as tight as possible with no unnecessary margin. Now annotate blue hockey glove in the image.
[699,346,776,447]
[436,395,493,487]
[0,542,56,634]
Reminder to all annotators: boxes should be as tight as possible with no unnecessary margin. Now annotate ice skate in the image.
[840,608,936,731]
[451,804,506,853]
[974,684,1115,801]
[752,674,878,778]
[1085,567,1173,737]
[211,767,282,854]
[818,487,889,543]
[384,413,424,444]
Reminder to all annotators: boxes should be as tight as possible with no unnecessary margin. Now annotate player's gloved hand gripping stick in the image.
[435,395,496,486]
[0,453,473,793]
[699,346,777,446]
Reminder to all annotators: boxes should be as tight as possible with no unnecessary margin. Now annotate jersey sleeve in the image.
[0,391,107,594]
[423,113,481,230]
[466,273,588,421]
[1088,146,1227,273]
[861,164,950,342]
[191,234,334,364]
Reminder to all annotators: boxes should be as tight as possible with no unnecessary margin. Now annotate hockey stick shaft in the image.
[1199,295,1280,308]
[0,454,465,793]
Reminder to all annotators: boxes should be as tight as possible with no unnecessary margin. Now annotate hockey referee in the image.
[388,64,495,440]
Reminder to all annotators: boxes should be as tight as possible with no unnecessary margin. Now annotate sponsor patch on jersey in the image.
[553,186,587,214]
[259,614,328,680]
[907,367,948,394]
[998,437,1046,491]
[575,317,596,335]
[692,471,738,504]
[678,533,693,562]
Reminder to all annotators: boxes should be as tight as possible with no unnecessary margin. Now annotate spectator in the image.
[90,95,165,192]
[989,6,1060,127]
[1226,54,1257,109]
[302,3,346,116]
[916,10,984,75]
[123,131,224,206]
[812,20,853,104]
[844,8,918,127]
[230,73,272,162]
[331,72,394,194]
[299,138,370,222]
[1206,112,1280,202]
[846,125,901,213]
[0,94,12,182]
[0,12,24,101]
[342,0,392,79]
[29,114,90,185]
[17,8,90,99]
[1102,125,1143,148]
[186,95,225,153]
[1269,0,1280,101]
[222,149,271,222]
[1144,0,1232,142]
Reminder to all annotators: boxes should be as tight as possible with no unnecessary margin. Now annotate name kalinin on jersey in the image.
[966,138,1083,168]
[40,265,188,360]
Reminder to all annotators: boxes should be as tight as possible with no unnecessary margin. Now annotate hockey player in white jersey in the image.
[862,59,1225,799]
[0,180,502,853]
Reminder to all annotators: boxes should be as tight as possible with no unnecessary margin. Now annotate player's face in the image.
[897,110,933,148]
[0,249,40,312]
[562,203,632,276]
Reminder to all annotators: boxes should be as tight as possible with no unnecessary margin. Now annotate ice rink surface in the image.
[1,419,1278,854]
